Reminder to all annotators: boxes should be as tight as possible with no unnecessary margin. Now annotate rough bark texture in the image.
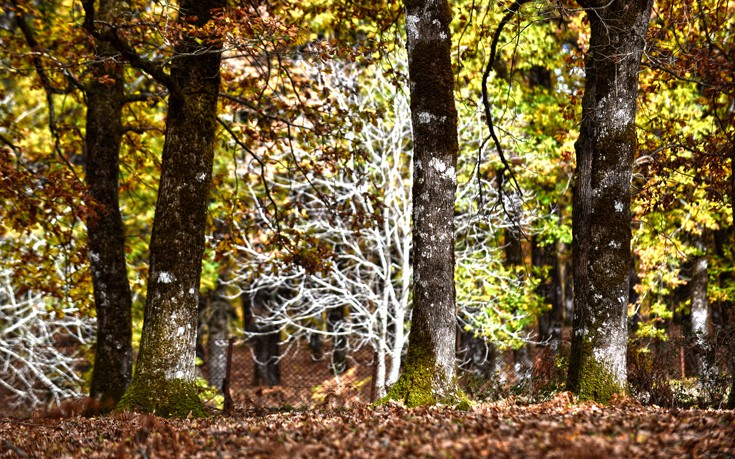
[119,0,224,417]
[85,0,133,410]
[568,0,653,403]
[385,0,462,408]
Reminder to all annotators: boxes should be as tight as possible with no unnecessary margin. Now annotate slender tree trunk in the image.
[688,234,716,390]
[85,0,133,410]
[309,331,324,361]
[207,276,230,391]
[568,0,653,402]
[119,0,224,417]
[243,291,281,387]
[386,0,461,407]
[534,236,563,351]
[328,306,349,374]
[502,177,532,382]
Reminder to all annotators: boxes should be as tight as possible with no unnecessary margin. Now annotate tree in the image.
[5,0,133,409]
[83,0,226,416]
[0,261,94,411]
[120,0,224,417]
[567,0,654,402]
[385,0,462,407]
[84,0,133,409]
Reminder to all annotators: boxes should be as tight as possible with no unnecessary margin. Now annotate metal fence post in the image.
[222,337,234,414]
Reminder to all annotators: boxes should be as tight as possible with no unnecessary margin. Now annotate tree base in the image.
[379,361,470,409]
[118,377,205,418]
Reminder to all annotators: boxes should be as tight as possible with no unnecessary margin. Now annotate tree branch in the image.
[481,0,529,200]
[81,0,181,97]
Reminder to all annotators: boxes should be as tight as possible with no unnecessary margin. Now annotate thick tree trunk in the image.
[119,0,224,417]
[386,0,461,407]
[85,0,133,410]
[568,0,653,402]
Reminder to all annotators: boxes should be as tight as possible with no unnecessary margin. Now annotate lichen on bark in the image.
[383,0,462,408]
[568,0,654,403]
[116,0,224,418]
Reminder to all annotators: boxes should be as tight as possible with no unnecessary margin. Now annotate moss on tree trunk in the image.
[85,0,133,410]
[118,0,224,418]
[568,0,654,403]
[383,0,463,408]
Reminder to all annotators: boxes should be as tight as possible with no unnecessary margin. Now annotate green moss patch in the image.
[118,377,206,418]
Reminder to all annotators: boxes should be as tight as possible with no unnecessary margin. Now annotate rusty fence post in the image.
[222,337,235,414]
[370,351,378,403]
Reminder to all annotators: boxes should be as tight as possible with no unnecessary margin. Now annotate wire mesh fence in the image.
[202,330,735,413]
[1,330,732,416]
[203,338,377,412]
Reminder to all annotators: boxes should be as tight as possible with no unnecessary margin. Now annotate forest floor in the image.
[0,393,733,458]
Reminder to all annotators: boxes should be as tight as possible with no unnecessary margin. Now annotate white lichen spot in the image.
[196,172,206,182]
[158,271,175,284]
[177,326,185,336]
[614,201,624,212]
[189,288,195,295]
[89,252,100,263]
[429,157,447,173]
[609,240,621,249]
[418,111,438,124]
[407,15,420,41]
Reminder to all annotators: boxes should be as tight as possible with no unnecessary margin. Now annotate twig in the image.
[480,0,529,200]
[2,439,30,459]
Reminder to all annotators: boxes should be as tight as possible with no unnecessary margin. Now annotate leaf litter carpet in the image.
[0,393,733,458]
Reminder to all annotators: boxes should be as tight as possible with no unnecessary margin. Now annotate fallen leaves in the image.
[0,393,733,458]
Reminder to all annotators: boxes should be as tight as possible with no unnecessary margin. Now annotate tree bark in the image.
[85,0,133,410]
[119,0,224,417]
[385,0,461,407]
[568,0,653,402]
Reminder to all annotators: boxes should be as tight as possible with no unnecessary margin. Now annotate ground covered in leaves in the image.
[1,393,733,458]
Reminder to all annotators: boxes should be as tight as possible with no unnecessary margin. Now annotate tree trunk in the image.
[119,0,224,417]
[206,277,230,391]
[309,332,324,361]
[85,0,133,410]
[457,329,496,379]
[567,0,653,403]
[243,291,281,387]
[687,235,715,390]
[385,0,461,407]
[534,236,563,351]
[328,306,349,374]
